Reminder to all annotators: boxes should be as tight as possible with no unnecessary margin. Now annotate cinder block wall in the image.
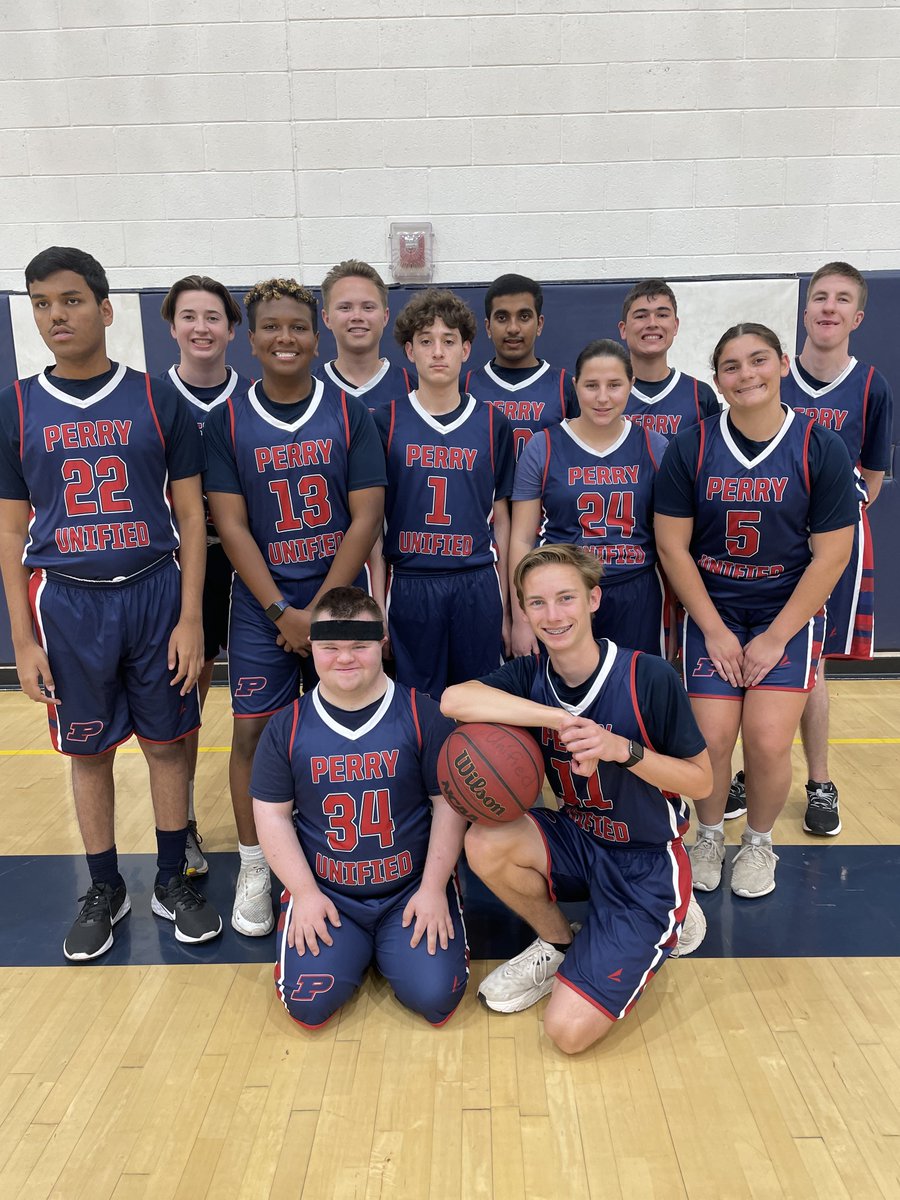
[1,1,898,289]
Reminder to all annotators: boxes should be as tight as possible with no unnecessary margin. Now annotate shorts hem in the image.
[556,971,617,1022]
[134,722,202,745]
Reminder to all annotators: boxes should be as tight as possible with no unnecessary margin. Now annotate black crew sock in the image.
[155,826,188,887]
[86,846,123,890]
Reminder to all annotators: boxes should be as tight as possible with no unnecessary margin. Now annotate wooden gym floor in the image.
[0,681,899,1199]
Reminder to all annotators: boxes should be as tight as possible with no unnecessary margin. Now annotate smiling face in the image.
[485,291,543,368]
[170,288,235,372]
[322,275,389,356]
[574,354,631,432]
[312,614,386,703]
[618,294,679,362]
[28,269,113,370]
[248,296,318,388]
[803,272,865,353]
[713,334,789,411]
[519,563,601,657]
[405,318,470,386]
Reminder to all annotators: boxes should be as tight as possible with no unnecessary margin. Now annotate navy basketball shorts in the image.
[274,875,469,1029]
[227,575,322,717]
[682,602,825,699]
[823,502,873,660]
[528,807,691,1020]
[591,565,666,656]
[29,556,200,756]
[202,540,233,662]
[386,564,504,697]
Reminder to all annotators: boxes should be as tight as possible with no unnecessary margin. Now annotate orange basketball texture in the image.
[437,723,545,824]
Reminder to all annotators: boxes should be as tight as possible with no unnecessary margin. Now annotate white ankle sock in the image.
[238,842,267,867]
[698,820,724,839]
[743,825,773,846]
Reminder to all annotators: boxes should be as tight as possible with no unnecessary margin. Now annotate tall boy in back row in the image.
[0,246,222,959]
[619,279,720,439]
[465,273,579,460]
[729,262,893,836]
[320,259,415,408]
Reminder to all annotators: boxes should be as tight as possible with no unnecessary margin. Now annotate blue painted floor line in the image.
[3,846,899,969]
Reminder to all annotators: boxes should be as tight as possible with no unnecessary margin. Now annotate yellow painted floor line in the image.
[2,738,900,756]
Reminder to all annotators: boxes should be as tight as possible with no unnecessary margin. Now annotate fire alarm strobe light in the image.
[390,221,434,283]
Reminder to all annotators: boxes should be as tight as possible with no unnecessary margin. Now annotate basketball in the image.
[437,723,545,824]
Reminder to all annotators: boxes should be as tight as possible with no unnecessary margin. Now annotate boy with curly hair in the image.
[372,289,514,696]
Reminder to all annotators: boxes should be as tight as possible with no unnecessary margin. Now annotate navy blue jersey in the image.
[204,379,386,586]
[625,370,719,441]
[465,360,577,460]
[4,364,203,582]
[252,680,454,898]
[784,357,893,481]
[513,419,667,584]
[374,392,514,572]
[480,643,705,848]
[323,359,415,411]
[164,366,253,541]
[664,408,853,608]
[164,365,253,429]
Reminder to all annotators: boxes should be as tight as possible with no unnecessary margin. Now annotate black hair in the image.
[485,273,543,319]
[711,323,784,374]
[574,338,634,382]
[25,246,109,303]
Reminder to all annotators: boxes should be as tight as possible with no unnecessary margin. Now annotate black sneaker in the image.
[803,780,841,836]
[64,881,131,961]
[725,770,747,819]
[152,874,223,943]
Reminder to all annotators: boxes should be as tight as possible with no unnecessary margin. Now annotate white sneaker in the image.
[185,821,208,877]
[232,862,274,936]
[670,894,706,958]
[731,839,778,899]
[478,935,568,1013]
[689,829,726,892]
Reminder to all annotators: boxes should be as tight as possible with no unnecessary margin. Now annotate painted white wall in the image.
[1,2,897,289]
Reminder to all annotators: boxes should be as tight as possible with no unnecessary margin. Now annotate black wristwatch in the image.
[623,739,644,769]
[264,598,289,623]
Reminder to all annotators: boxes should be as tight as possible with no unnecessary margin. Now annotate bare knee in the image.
[465,820,528,880]
[139,738,186,766]
[543,1007,612,1055]
[232,716,269,762]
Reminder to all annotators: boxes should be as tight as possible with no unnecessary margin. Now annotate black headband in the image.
[309,619,384,642]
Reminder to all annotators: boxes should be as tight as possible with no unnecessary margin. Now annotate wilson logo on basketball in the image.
[437,723,545,825]
[452,749,505,817]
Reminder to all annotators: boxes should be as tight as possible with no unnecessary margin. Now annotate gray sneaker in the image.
[670,893,706,958]
[689,829,726,892]
[185,820,208,877]
[731,838,778,898]
[478,936,567,1013]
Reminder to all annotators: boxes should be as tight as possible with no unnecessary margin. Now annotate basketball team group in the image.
[0,246,890,1054]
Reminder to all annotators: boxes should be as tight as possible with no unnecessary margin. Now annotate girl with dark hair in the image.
[655,323,859,898]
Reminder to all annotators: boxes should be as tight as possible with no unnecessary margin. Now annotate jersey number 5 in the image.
[725,510,761,557]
